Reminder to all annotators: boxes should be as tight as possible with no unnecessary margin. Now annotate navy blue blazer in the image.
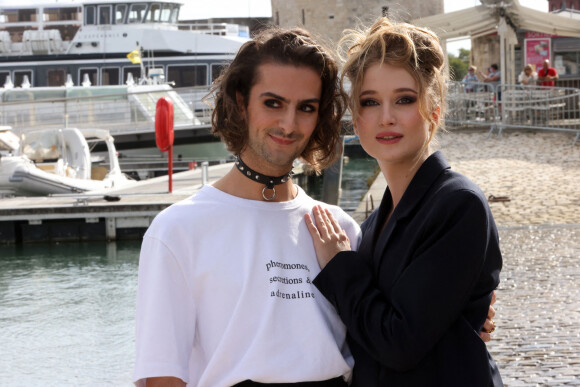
[314,152,503,386]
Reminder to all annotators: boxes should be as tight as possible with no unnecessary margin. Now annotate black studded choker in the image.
[235,155,294,201]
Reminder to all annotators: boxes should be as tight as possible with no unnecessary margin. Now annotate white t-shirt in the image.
[134,184,362,387]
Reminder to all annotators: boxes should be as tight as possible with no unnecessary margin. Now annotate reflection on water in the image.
[0,241,140,385]
[0,154,378,385]
[306,155,378,213]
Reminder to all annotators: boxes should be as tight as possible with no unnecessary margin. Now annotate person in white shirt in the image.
[133,26,498,387]
[518,64,538,86]
[133,27,362,387]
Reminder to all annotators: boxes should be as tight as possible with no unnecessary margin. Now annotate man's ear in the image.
[236,91,246,116]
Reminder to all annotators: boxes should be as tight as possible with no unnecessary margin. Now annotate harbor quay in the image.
[354,129,580,386]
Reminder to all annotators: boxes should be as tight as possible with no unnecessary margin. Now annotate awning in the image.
[412,0,580,40]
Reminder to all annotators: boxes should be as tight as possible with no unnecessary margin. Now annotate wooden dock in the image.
[0,163,233,244]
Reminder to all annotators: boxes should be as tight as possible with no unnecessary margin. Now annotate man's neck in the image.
[213,164,297,202]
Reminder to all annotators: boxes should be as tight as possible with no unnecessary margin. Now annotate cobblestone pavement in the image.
[355,130,580,385]
[441,130,580,386]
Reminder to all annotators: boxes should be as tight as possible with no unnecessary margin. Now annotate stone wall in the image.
[271,0,444,46]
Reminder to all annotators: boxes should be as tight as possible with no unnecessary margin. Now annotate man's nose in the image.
[278,109,297,133]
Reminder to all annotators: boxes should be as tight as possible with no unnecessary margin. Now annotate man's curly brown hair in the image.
[209,26,346,174]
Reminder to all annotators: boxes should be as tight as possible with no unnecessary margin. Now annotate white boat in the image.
[0,1,249,88]
[0,127,136,196]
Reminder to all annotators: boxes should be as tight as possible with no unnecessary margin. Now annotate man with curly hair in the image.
[133,26,361,387]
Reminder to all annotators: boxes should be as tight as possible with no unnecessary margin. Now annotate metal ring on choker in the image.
[235,155,294,201]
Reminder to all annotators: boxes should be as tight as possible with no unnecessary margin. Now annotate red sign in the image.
[525,32,553,39]
[524,38,551,71]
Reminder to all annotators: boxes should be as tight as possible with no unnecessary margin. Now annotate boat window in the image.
[128,4,147,24]
[0,71,10,86]
[146,3,161,23]
[47,69,66,87]
[102,67,120,85]
[167,65,208,87]
[85,6,96,25]
[211,64,227,83]
[20,131,63,162]
[79,68,98,86]
[14,70,33,87]
[123,67,142,84]
[160,4,175,23]
[115,5,127,24]
[18,9,37,22]
[43,7,80,22]
[98,5,112,25]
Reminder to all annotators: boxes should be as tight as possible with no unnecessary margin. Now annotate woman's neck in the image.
[378,151,430,209]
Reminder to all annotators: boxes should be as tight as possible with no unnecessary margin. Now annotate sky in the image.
[0,0,550,54]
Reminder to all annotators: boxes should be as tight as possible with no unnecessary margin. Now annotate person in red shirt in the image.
[538,59,559,87]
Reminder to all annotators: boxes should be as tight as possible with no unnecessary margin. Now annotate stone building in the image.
[271,0,444,46]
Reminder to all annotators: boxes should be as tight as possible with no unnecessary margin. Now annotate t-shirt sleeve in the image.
[133,235,196,385]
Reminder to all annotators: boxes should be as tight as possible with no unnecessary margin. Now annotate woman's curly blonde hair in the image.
[340,17,448,143]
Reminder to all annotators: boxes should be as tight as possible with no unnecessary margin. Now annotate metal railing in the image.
[0,85,212,136]
[447,81,580,145]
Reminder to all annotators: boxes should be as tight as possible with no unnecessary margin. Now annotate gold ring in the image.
[489,319,496,334]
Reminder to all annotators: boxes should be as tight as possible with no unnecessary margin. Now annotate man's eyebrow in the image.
[359,88,418,97]
[260,92,320,104]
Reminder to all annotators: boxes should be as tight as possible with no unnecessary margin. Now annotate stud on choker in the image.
[235,156,294,201]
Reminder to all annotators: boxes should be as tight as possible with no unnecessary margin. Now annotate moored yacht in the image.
[0,0,250,88]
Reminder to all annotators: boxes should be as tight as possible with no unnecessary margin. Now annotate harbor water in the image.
[0,154,378,386]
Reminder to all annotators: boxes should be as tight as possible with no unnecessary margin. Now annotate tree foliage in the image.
[448,48,470,81]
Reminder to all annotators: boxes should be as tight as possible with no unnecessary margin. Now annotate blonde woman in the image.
[305,18,503,386]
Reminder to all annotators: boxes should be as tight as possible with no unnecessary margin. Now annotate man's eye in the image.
[265,99,281,108]
[300,104,317,113]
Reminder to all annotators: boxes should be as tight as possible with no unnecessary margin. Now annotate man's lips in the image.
[269,134,296,145]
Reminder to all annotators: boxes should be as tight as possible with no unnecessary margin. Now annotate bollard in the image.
[201,161,209,185]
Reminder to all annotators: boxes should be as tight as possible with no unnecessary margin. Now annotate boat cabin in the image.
[0,1,249,88]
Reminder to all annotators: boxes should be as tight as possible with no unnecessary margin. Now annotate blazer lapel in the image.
[372,151,451,268]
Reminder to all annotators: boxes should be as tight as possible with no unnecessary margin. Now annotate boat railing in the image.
[0,85,214,137]
[177,22,250,37]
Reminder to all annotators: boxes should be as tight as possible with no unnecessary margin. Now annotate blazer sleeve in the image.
[313,189,500,372]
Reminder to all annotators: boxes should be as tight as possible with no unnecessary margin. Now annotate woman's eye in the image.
[360,99,379,107]
[265,99,281,108]
[397,96,416,104]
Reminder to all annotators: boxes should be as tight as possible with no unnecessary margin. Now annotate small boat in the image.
[0,127,136,196]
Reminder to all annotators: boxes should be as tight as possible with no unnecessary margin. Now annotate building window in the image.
[329,14,335,20]
[302,9,305,25]
[382,6,389,17]
[557,52,579,76]
[102,67,120,85]
[276,11,279,25]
